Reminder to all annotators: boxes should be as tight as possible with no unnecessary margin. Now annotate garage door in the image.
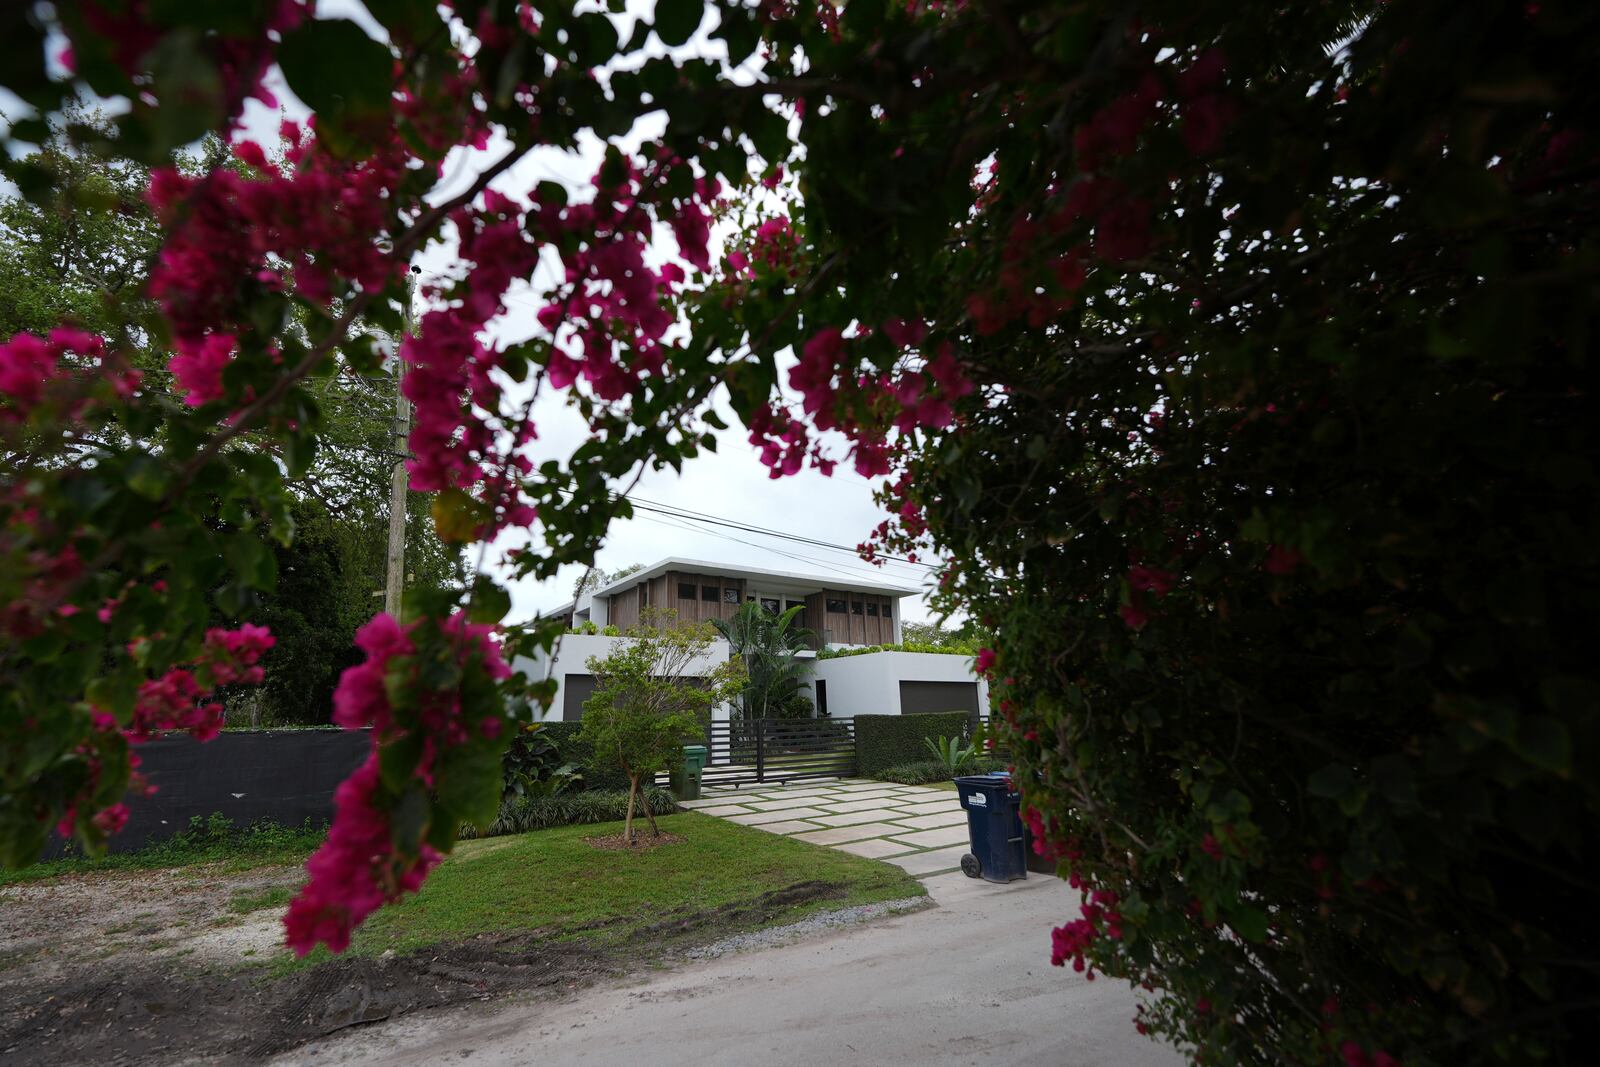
[562,673,598,721]
[898,680,979,719]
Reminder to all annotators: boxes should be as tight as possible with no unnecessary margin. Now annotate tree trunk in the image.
[643,780,661,837]
[624,773,639,845]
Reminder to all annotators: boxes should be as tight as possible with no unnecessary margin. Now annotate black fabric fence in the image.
[49,729,369,855]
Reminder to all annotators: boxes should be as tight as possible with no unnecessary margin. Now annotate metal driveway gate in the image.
[688,717,857,789]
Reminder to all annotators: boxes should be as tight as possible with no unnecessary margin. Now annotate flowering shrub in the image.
[2,3,1597,1061]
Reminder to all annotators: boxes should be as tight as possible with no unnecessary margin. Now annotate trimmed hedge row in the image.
[460,788,680,840]
[854,712,971,776]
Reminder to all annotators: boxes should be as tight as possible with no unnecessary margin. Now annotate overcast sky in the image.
[227,1,946,625]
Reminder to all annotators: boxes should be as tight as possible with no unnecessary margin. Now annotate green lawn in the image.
[1,818,326,886]
[284,811,923,968]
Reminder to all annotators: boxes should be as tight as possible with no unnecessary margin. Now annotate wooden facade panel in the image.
[811,590,897,645]
[602,574,898,643]
[664,571,745,627]
[804,592,827,649]
[608,585,640,629]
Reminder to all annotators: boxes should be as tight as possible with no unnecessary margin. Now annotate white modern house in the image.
[516,557,989,724]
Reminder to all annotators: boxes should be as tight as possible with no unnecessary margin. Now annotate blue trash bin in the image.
[955,772,1028,883]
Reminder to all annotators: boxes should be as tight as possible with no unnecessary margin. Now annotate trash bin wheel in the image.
[960,853,982,879]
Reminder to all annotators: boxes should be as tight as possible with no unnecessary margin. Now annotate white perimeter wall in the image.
[509,633,733,723]
[810,651,989,719]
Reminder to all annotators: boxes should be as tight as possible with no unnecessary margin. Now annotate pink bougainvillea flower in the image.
[1264,544,1304,575]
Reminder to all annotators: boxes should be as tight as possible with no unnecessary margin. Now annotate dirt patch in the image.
[0,861,854,1064]
[631,880,849,944]
[0,930,619,1065]
[0,865,622,1066]
[584,830,684,852]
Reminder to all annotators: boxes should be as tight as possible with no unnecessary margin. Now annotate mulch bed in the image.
[585,831,684,852]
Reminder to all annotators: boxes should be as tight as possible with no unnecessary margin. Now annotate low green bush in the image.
[817,640,976,660]
[460,788,680,839]
[874,761,953,785]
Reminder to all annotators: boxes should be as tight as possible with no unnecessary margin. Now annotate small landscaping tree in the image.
[578,616,743,844]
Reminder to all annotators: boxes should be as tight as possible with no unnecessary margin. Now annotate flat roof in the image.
[591,556,923,600]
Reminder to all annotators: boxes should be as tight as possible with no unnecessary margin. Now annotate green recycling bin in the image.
[671,745,709,801]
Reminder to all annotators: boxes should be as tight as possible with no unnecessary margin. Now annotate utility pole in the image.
[384,266,418,618]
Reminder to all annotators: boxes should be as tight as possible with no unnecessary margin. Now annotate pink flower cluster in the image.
[288,611,511,955]
[146,120,407,404]
[124,624,277,742]
[1121,561,1177,630]
[1051,887,1124,975]
[962,52,1236,340]
[402,154,722,539]
[1,329,135,424]
[528,158,708,400]
[282,753,441,956]
[76,1,305,126]
[754,319,976,481]
[167,334,238,407]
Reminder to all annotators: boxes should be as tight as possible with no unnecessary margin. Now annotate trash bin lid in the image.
[683,745,708,753]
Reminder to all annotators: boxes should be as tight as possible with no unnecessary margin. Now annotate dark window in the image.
[866,602,879,617]
[760,597,780,614]
[701,585,719,602]
[851,600,865,615]
[785,600,805,614]
[816,679,829,717]
[826,598,847,613]
[639,582,649,606]
[678,582,696,600]
[723,588,739,604]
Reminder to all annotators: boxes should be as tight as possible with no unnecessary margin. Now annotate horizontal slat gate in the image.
[662,717,856,789]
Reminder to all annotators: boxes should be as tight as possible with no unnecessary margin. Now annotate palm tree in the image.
[712,602,817,721]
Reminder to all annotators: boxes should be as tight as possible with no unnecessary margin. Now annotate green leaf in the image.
[275,19,394,148]
[654,0,702,47]
[432,488,489,543]
[468,575,512,624]
[1226,905,1269,943]
[1513,715,1572,775]
[1307,763,1354,800]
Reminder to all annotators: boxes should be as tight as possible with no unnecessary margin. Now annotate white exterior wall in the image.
[510,633,733,723]
[810,651,988,719]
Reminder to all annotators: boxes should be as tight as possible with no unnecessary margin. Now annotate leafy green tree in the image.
[571,561,642,600]
[712,602,816,720]
[578,616,744,843]
[898,621,980,655]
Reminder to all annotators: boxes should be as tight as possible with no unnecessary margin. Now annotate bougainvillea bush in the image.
[2,2,1596,1063]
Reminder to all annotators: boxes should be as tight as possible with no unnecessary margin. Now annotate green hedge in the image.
[535,721,631,791]
[854,712,971,776]
[817,641,976,660]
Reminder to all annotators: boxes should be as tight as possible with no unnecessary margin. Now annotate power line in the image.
[623,493,936,571]
[633,510,927,589]
[547,485,936,572]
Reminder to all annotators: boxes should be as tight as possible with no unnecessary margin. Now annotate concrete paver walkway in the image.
[681,778,981,891]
